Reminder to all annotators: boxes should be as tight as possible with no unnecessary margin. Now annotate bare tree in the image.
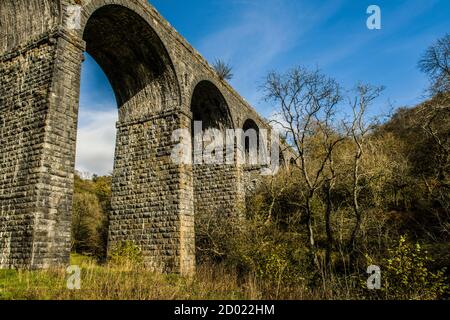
[213,59,233,81]
[418,33,450,95]
[413,94,450,240]
[417,35,450,238]
[322,138,339,268]
[263,66,344,268]
[417,34,450,185]
[346,83,385,253]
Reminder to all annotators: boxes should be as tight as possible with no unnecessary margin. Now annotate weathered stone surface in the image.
[0,0,291,274]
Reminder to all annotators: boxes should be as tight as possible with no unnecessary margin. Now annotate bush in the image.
[108,241,143,269]
[383,236,448,300]
[196,208,313,298]
[212,59,233,81]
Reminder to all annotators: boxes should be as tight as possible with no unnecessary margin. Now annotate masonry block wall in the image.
[0,42,58,268]
[0,0,279,274]
[111,111,195,274]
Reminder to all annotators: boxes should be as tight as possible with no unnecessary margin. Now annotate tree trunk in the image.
[349,151,362,262]
[305,195,319,269]
[324,181,333,268]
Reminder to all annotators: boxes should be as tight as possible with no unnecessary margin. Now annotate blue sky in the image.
[76,0,450,175]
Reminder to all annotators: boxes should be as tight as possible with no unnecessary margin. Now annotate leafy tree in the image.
[72,192,105,256]
[72,173,111,259]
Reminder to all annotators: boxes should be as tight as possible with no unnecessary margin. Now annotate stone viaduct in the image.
[0,0,292,275]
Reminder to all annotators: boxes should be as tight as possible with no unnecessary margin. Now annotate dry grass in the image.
[0,254,367,300]
[0,255,257,300]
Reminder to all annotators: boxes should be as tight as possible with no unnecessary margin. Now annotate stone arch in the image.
[78,4,190,274]
[279,150,286,167]
[80,3,184,263]
[190,80,233,130]
[1,0,265,274]
[242,118,259,130]
[240,118,262,198]
[242,118,260,159]
[0,1,193,273]
[81,4,181,112]
[190,80,239,223]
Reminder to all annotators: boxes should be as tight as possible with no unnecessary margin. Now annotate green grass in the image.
[0,268,66,300]
[0,254,251,300]
[2,252,445,300]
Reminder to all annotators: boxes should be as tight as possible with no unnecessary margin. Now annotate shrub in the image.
[196,207,311,298]
[212,59,233,80]
[383,236,448,300]
[108,241,143,269]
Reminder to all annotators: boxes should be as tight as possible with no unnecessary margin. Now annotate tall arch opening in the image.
[190,80,233,212]
[190,81,242,263]
[73,4,188,272]
[241,118,269,204]
[71,52,116,261]
[191,81,232,130]
[242,119,260,165]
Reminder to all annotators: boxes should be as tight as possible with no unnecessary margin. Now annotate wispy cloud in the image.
[75,108,118,176]
[197,1,293,76]
[196,0,345,114]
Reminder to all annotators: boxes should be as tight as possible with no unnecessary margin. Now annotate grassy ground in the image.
[0,254,362,300]
[4,251,445,300]
[0,254,264,300]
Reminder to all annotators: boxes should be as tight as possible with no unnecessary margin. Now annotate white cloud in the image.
[75,108,118,176]
[267,111,290,136]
